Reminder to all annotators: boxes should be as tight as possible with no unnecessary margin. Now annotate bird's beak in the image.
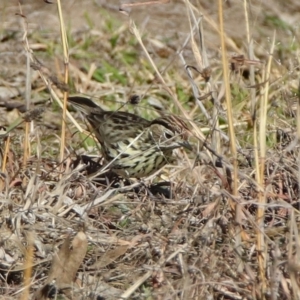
[179,140,192,151]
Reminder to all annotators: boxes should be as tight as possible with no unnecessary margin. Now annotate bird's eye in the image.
[164,132,173,139]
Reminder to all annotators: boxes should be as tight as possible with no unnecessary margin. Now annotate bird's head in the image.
[149,115,192,151]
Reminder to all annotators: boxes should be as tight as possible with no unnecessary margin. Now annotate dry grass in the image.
[1,0,300,299]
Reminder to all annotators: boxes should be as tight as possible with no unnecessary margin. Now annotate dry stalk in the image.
[56,0,69,170]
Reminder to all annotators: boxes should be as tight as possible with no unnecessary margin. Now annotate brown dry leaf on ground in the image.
[88,245,129,270]
[33,231,87,300]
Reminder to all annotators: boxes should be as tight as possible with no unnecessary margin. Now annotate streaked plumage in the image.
[68,96,191,178]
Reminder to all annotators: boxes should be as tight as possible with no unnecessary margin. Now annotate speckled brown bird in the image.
[68,96,191,178]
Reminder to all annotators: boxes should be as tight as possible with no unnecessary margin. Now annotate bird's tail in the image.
[68,96,104,114]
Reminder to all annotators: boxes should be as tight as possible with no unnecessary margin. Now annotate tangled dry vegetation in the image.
[1,0,300,299]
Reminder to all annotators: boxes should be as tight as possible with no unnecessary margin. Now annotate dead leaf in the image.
[88,245,129,269]
[33,231,87,300]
